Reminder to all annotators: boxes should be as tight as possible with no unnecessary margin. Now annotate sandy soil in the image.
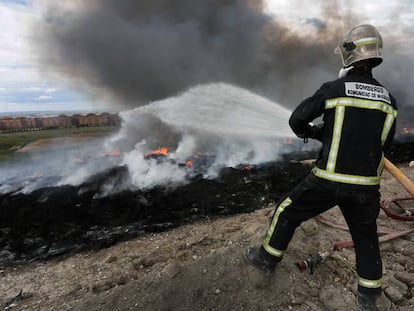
[1,165,414,311]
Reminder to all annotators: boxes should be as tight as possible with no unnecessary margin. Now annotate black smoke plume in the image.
[32,1,351,106]
[33,0,413,125]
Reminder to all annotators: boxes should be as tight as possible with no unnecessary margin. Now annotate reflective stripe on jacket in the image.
[289,66,398,187]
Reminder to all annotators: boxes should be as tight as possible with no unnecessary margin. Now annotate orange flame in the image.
[185,160,193,167]
[145,147,169,157]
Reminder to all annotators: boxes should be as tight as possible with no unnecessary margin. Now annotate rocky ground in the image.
[1,165,414,311]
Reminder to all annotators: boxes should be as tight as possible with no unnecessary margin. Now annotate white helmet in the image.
[334,24,383,68]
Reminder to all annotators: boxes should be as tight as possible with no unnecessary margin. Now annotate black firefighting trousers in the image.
[262,174,382,296]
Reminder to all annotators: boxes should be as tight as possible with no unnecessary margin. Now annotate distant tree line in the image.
[0,113,120,132]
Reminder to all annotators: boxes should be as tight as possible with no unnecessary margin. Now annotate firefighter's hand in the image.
[309,123,323,142]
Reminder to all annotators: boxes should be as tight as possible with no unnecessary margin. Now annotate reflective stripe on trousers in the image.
[359,277,382,289]
[262,197,292,257]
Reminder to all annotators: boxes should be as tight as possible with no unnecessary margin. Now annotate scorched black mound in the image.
[0,139,413,265]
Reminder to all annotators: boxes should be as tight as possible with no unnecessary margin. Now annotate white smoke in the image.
[121,140,187,190]
[0,83,311,196]
[174,135,197,161]
[0,140,122,194]
[101,83,301,193]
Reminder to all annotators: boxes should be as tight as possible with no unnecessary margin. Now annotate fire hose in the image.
[380,158,414,221]
[295,157,414,272]
[383,158,414,197]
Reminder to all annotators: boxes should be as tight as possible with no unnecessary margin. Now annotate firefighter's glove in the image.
[309,123,323,142]
[302,123,323,143]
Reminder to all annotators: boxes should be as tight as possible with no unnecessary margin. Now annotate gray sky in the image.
[0,0,413,114]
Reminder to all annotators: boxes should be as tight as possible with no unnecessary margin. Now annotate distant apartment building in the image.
[0,117,17,131]
[0,113,120,131]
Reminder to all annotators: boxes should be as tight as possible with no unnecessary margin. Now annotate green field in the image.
[0,126,119,161]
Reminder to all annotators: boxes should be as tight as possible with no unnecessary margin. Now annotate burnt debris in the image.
[0,159,308,264]
[0,139,413,265]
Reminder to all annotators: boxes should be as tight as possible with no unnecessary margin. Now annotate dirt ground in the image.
[1,165,414,311]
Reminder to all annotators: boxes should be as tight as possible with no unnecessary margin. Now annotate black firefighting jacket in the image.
[289,66,398,189]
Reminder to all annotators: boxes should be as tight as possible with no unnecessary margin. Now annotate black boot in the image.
[244,246,278,277]
[357,292,377,311]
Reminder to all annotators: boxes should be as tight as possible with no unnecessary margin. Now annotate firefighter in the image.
[244,24,397,310]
